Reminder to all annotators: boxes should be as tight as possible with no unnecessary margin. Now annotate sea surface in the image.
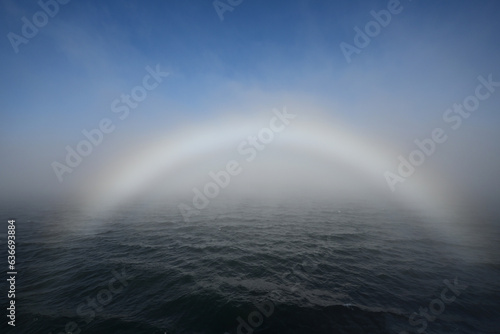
[1,199,499,333]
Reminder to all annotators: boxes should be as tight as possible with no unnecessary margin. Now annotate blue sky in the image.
[1,0,499,209]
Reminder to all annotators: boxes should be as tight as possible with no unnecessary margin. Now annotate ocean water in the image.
[1,199,499,334]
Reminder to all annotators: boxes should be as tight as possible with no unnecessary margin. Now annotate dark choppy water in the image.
[1,200,499,333]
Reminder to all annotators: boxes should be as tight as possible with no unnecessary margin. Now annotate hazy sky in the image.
[1,0,499,215]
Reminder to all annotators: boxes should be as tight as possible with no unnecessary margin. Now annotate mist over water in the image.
[2,199,499,334]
